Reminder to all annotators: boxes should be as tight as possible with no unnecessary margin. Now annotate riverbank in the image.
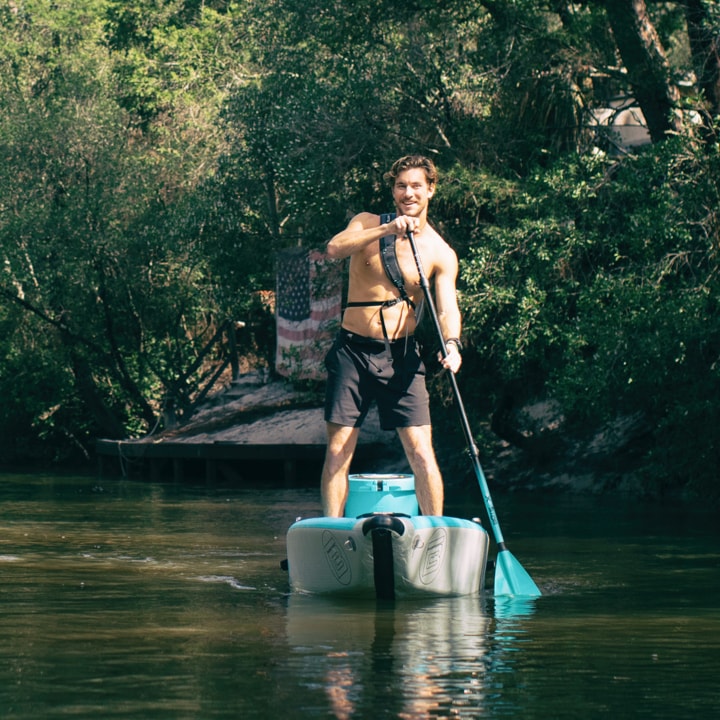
[96,372,650,498]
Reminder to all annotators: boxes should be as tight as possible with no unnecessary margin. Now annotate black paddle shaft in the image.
[406,230,507,550]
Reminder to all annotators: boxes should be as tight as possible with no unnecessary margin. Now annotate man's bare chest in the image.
[356,239,422,291]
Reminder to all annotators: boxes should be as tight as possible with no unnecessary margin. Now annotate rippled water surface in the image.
[1,473,718,719]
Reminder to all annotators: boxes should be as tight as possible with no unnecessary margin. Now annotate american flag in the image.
[275,248,342,380]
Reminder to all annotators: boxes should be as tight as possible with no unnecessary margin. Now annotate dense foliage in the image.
[1,0,718,499]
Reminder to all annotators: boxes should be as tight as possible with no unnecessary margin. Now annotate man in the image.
[321,155,463,517]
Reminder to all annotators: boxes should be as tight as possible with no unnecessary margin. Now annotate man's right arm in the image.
[326,212,385,260]
[327,212,417,260]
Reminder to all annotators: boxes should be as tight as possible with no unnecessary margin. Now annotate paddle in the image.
[406,230,541,598]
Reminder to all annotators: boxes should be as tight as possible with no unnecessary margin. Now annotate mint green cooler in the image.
[344,473,418,517]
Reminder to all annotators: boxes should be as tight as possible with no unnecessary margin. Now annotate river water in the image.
[1,472,718,719]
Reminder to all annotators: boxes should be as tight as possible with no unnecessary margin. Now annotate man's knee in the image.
[398,425,433,452]
[324,424,359,463]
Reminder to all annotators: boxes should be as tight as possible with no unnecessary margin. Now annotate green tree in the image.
[1,0,718,501]
[0,0,245,463]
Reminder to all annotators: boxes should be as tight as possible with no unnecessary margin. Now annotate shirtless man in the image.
[321,155,463,517]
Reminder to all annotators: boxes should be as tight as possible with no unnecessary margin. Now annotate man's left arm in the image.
[434,248,463,374]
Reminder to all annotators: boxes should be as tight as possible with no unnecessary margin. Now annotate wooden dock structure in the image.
[95,376,401,486]
[96,436,390,487]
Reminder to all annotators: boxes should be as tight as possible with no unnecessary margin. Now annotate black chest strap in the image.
[345,212,417,345]
[378,212,414,307]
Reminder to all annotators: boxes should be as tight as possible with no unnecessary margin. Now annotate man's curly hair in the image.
[384,155,438,188]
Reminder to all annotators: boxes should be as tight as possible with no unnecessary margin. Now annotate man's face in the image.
[392,168,435,217]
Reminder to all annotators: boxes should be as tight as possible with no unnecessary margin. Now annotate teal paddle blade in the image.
[494,549,542,598]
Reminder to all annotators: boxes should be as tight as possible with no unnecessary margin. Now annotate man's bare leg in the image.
[397,425,444,515]
[321,423,360,517]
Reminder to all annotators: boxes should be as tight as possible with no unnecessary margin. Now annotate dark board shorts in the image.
[324,329,431,430]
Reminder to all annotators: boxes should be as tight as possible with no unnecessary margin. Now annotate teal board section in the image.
[290,515,483,532]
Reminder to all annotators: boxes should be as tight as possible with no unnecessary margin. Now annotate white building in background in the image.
[586,100,652,155]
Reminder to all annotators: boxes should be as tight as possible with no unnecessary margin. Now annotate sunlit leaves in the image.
[459,135,720,497]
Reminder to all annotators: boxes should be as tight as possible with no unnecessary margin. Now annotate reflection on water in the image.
[1,473,719,719]
[492,595,539,619]
[286,594,492,718]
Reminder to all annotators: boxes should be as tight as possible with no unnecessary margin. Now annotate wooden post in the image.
[228,320,240,381]
[205,459,217,485]
[284,458,297,486]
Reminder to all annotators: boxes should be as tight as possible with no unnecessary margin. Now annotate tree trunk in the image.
[603,0,682,142]
[681,0,720,118]
[70,352,129,440]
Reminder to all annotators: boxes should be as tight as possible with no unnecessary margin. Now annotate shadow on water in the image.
[1,473,719,719]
